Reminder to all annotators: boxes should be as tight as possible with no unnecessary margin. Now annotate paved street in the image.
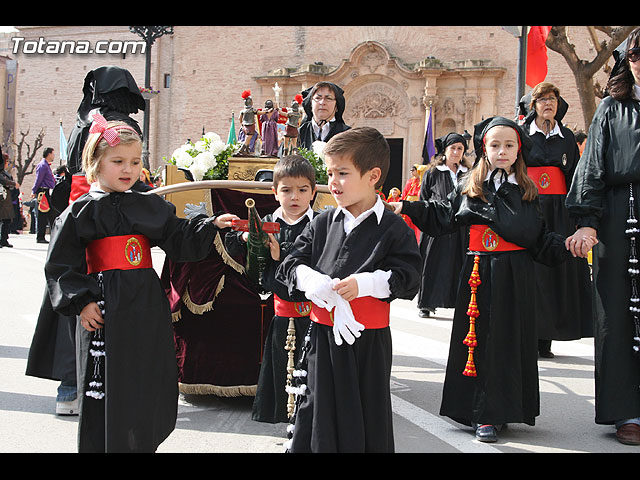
[0,231,635,453]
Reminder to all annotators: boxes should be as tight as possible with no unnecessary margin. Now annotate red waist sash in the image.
[70,174,91,204]
[86,234,152,274]
[468,225,525,253]
[526,166,567,195]
[273,294,312,317]
[310,296,391,329]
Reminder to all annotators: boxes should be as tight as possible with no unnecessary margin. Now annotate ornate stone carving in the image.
[349,84,406,119]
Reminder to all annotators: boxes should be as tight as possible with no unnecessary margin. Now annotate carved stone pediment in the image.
[349,84,406,119]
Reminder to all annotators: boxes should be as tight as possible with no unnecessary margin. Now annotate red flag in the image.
[526,26,552,87]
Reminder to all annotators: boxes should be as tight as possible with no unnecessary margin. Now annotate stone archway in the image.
[324,41,426,190]
[255,40,506,183]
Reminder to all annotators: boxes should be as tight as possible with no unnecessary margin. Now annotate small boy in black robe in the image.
[225,155,317,423]
[276,127,421,452]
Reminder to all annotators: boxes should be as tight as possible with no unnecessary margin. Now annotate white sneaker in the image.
[56,399,79,416]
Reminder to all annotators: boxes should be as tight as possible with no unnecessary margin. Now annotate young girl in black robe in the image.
[44,114,237,452]
[392,117,570,443]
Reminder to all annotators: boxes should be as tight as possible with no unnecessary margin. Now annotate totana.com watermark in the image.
[11,37,146,55]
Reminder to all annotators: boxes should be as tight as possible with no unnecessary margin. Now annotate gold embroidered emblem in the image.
[295,302,312,316]
[124,237,143,266]
[481,228,499,251]
[539,172,551,189]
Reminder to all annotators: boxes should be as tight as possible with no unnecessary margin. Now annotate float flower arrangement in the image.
[168,132,239,181]
[298,140,328,185]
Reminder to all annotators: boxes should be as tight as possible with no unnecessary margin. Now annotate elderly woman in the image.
[566,27,640,446]
[0,150,16,248]
[519,82,593,358]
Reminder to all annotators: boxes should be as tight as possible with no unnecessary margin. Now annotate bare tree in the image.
[10,126,46,185]
[546,26,638,127]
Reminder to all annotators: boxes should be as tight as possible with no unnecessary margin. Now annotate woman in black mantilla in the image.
[417,133,469,318]
[565,27,640,446]
[519,82,593,358]
[297,81,350,150]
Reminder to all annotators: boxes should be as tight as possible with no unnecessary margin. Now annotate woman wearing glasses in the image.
[566,27,640,446]
[519,83,593,359]
[297,82,350,150]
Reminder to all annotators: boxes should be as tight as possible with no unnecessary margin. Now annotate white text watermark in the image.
[11,37,146,55]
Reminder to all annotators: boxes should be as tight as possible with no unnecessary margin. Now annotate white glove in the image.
[296,265,338,310]
[184,202,208,220]
[332,292,365,346]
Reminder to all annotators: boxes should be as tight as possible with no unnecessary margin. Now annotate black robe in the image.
[43,190,220,452]
[297,120,350,150]
[566,94,640,425]
[522,111,593,342]
[225,210,315,424]
[403,175,569,427]
[26,182,156,386]
[417,166,468,311]
[276,206,421,452]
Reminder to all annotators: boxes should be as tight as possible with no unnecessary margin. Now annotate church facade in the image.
[3,26,604,192]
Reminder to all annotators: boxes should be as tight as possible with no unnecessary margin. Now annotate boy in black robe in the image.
[225,155,318,423]
[277,127,421,452]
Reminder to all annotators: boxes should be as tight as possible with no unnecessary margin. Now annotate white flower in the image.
[172,144,194,168]
[188,160,208,181]
[208,139,226,156]
[312,140,327,161]
[194,140,207,152]
[203,132,221,143]
[195,150,217,169]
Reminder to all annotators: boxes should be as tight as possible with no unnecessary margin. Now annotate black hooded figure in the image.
[50,66,146,215]
[297,81,350,150]
[566,27,640,440]
[518,84,593,357]
[67,65,145,175]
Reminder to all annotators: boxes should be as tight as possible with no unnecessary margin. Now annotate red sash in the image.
[273,294,312,317]
[468,225,525,253]
[310,296,390,329]
[86,234,152,274]
[70,174,91,204]
[526,166,567,195]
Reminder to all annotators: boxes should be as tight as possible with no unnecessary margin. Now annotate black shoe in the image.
[37,239,49,244]
[475,424,498,443]
[418,308,434,318]
[0,241,12,248]
[539,350,555,359]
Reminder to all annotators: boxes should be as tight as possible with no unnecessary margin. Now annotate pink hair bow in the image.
[89,113,122,147]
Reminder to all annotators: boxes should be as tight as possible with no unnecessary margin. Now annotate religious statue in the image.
[238,90,259,156]
[282,94,303,156]
[259,99,280,157]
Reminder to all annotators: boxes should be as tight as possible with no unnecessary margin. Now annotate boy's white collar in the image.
[333,194,385,224]
[272,205,314,225]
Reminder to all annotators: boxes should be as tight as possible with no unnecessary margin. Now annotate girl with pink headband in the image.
[44,113,238,452]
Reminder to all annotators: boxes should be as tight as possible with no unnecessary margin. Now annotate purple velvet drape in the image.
[162,188,279,391]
